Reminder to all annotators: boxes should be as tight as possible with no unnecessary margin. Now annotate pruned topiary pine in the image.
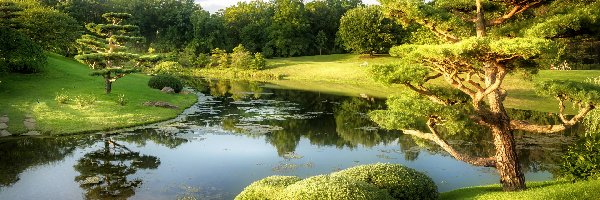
[331,163,438,200]
[235,175,301,200]
[370,0,600,191]
[75,12,144,94]
[277,175,393,200]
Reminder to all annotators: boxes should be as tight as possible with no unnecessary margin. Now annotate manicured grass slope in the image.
[441,180,600,200]
[267,54,600,113]
[0,54,196,135]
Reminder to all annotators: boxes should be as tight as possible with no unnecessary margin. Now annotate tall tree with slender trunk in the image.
[370,0,600,191]
[75,12,143,94]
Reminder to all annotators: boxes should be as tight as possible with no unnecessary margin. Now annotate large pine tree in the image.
[75,12,143,94]
[370,0,600,191]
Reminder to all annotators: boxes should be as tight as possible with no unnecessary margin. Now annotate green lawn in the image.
[0,54,197,135]
[441,180,600,200]
[265,54,600,113]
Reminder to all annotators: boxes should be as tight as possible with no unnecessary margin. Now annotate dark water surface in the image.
[0,80,582,199]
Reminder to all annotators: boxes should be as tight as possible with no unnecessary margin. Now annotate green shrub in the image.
[0,27,46,74]
[331,163,438,200]
[54,89,69,104]
[148,74,183,93]
[278,175,393,200]
[152,61,183,75]
[116,94,128,106]
[561,137,600,181]
[231,44,253,69]
[74,95,96,107]
[235,176,301,200]
[251,52,267,70]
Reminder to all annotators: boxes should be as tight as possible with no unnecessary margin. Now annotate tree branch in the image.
[510,103,595,133]
[444,69,477,97]
[487,1,542,26]
[422,19,460,43]
[404,83,450,105]
[423,73,443,83]
[403,119,496,167]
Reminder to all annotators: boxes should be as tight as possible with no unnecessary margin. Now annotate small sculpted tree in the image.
[75,13,143,94]
[370,0,600,191]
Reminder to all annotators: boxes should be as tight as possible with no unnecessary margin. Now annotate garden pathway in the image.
[0,114,10,137]
[22,115,41,136]
[0,114,42,137]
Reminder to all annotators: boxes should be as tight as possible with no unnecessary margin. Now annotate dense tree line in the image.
[3,0,599,74]
[36,0,399,59]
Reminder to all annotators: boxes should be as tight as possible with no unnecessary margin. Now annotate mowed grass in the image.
[0,54,197,135]
[266,54,600,113]
[441,179,600,200]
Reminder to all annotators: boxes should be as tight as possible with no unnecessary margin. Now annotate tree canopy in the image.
[370,0,600,191]
[75,12,144,94]
[338,5,404,55]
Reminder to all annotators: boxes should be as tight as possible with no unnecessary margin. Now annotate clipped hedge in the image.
[147,74,183,93]
[235,176,301,200]
[278,175,393,200]
[235,163,437,200]
[332,163,438,200]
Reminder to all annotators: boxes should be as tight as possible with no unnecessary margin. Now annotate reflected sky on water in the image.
[0,79,581,199]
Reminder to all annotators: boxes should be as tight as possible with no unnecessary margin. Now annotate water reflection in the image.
[193,79,580,175]
[0,79,588,199]
[0,135,96,187]
[74,139,160,200]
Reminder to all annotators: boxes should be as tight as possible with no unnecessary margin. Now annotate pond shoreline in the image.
[0,89,200,139]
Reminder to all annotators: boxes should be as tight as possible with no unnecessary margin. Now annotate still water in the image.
[0,80,580,199]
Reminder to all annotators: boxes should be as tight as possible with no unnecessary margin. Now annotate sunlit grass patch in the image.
[441,179,600,200]
[265,54,600,113]
[0,54,197,135]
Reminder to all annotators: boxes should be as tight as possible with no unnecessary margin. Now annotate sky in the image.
[195,0,380,14]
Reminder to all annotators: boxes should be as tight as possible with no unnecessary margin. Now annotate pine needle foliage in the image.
[75,12,144,94]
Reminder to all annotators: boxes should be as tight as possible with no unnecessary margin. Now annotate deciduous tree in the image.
[337,5,403,56]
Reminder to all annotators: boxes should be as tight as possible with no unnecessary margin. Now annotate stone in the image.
[0,115,8,123]
[0,130,11,137]
[0,123,7,129]
[22,131,41,136]
[180,90,191,95]
[24,121,36,130]
[161,87,175,94]
[143,101,179,109]
[24,118,36,123]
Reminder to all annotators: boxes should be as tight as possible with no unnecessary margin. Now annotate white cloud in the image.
[195,0,380,14]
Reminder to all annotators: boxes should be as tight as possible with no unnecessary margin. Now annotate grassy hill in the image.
[266,54,600,113]
[0,54,196,135]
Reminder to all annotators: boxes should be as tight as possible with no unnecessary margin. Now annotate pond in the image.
[0,79,583,199]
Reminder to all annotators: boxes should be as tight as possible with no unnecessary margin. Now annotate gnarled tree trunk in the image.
[486,67,526,191]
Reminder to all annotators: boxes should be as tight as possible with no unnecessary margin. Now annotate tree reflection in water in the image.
[196,79,585,176]
[0,135,96,186]
[74,139,160,200]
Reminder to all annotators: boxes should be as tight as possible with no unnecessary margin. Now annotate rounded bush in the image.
[235,176,301,200]
[277,175,393,200]
[152,61,183,75]
[147,74,183,93]
[331,163,438,200]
